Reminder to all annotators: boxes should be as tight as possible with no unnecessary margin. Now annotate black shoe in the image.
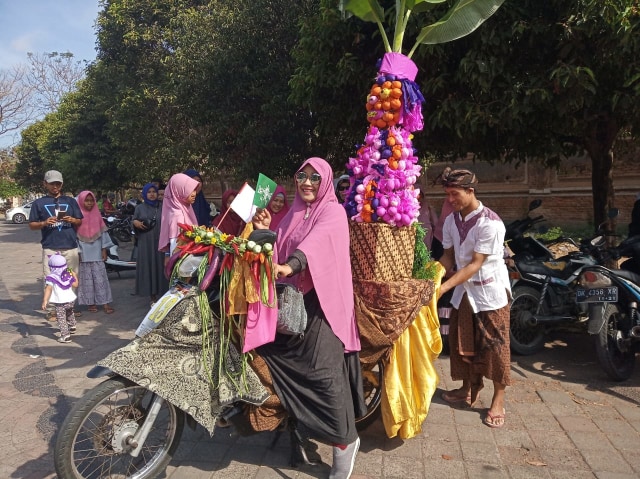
[289,425,321,467]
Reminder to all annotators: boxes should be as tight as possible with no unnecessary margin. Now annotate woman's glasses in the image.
[295,171,322,185]
[338,186,349,192]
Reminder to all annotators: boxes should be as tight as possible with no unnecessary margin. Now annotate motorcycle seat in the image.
[615,268,640,285]
[518,259,570,278]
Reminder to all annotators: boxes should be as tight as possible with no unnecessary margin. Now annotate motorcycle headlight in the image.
[579,271,613,288]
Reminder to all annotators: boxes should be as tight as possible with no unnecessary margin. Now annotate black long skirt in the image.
[257,290,366,445]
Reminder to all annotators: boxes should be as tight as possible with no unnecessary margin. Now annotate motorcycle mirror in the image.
[248,229,277,246]
[608,207,619,219]
[528,199,542,211]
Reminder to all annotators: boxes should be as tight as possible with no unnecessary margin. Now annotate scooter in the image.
[576,234,640,381]
[104,233,136,276]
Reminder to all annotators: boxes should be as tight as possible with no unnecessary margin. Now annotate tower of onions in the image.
[339,1,506,360]
[344,53,423,229]
[340,0,505,282]
[344,53,425,282]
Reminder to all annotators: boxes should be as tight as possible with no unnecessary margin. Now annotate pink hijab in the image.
[267,184,290,231]
[76,191,107,243]
[158,173,199,252]
[276,157,360,352]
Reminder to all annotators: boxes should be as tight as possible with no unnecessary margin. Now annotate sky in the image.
[0,1,101,146]
[0,1,101,67]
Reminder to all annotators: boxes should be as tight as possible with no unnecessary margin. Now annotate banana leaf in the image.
[339,0,505,57]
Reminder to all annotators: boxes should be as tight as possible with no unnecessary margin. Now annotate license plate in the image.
[576,287,618,303]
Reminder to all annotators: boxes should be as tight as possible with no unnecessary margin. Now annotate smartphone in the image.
[57,210,67,220]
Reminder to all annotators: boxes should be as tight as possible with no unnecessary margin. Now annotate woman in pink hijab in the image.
[158,173,199,255]
[266,184,289,231]
[76,190,114,313]
[252,157,364,477]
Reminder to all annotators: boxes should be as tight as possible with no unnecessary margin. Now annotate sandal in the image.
[441,390,471,404]
[103,306,115,314]
[57,335,71,343]
[87,306,98,313]
[484,409,506,428]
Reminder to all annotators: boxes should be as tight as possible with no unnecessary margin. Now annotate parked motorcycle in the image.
[104,215,134,243]
[506,201,613,355]
[54,230,383,479]
[576,234,640,380]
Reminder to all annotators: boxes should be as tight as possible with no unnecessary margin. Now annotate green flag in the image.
[253,173,277,208]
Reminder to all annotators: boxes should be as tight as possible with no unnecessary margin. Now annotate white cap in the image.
[44,170,64,183]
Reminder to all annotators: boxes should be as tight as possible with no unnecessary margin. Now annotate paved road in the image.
[1,221,639,479]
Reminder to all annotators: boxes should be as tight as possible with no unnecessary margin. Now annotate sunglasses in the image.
[338,186,349,192]
[295,171,322,185]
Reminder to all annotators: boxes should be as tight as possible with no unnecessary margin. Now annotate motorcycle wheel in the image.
[595,303,636,381]
[355,359,384,430]
[510,286,547,355]
[54,376,184,479]
[113,228,132,243]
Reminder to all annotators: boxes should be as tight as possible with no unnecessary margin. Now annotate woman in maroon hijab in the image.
[266,184,290,231]
[212,189,245,235]
[252,157,365,479]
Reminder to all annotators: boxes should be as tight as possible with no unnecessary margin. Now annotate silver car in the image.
[5,201,33,224]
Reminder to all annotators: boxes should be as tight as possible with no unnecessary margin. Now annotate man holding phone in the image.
[29,170,83,319]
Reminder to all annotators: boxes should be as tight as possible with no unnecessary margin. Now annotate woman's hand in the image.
[274,263,293,279]
[252,208,272,230]
[133,219,148,230]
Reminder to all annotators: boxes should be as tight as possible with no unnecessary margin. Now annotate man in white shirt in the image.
[437,168,511,429]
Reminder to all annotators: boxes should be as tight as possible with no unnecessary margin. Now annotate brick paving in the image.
[1,221,639,479]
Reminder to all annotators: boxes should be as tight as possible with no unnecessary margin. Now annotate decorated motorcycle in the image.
[54,225,385,479]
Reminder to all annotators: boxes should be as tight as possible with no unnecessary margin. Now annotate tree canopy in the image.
[9,0,640,230]
[292,0,640,227]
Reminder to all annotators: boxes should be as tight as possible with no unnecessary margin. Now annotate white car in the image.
[5,201,33,224]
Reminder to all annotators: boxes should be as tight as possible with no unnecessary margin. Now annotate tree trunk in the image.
[584,114,618,234]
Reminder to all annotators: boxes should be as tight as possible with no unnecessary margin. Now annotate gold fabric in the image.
[381,261,445,439]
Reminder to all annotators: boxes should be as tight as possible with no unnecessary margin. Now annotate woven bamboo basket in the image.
[349,222,416,282]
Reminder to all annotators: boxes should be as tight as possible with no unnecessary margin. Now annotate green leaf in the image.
[408,0,447,8]
[339,0,385,23]
[414,0,505,45]
[411,1,447,14]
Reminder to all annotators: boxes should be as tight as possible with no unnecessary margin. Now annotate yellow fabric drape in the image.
[225,224,260,314]
[380,261,446,439]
